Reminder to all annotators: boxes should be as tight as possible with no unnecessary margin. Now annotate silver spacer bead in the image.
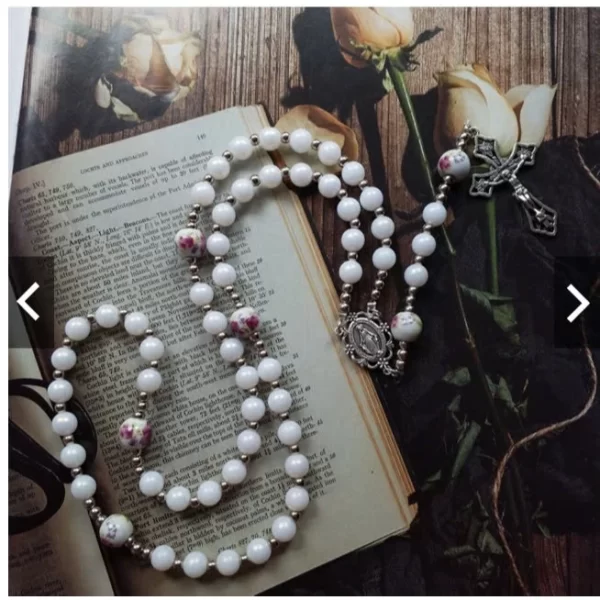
[231,293,240,301]
[225,195,235,205]
[290,511,300,520]
[119,309,128,316]
[134,411,144,419]
[248,421,259,429]
[250,133,259,146]
[86,313,95,322]
[409,286,417,294]
[217,332,227,341]
[188,212,198,221]
[422,223,433,232]
[202,304,212,312]
[239,454,249,463]
[337,189,348,199]
[249,387,258,395]
[208,560,217,569]
[375,279,385,290]
[139,392,148,400]
[190,496,200,508]
[173,559,182,570]
[279,412,289,420]
[370,290,380,300]
[340,292,351,303]
[311,140,321,150]
[63,435,74,444]
[53,370,64,379]
[347,252,358,260]
[295,477,304,486]
[312,171,322,182]
[241,554,248,562]
[340,302,350,313]
[342,283,353,293]
[192,203,201,212]
[221,481,230,491]
[290,445,299,453]
[131,542,142,555]
[84,498,95,509]
[70,467,81,477]
[377,270,388,279]
[135,466,144,475]
[259,349,268,358]
[358,179,369,190]
[399,349,408,359]
[236,358,246,367]
[382,238,392,247]
[225,285,234,294]
[414,255,424,263]
[186,221,196,228]
[338,156,348,167]
[281,166,290,178]
[132,456,142,465]
[235,301,244,309]
[350,219,360,228]
[251,175,260,186]
[270,381,280,389]
[222,150,233,161]
[150,360,158,368]
[191,275,200,283]
[435,192,447,202]
[189,264,198,273]
[144,329,154,337]
[374,207,385,216]
[405,303,414,312]
[54,403,66,412]
[270,538,279,547]
[204,174,215,184]
[156,492,166,503]
[255,339,265,349]
[212,224,221,232]
[367,301,377,311]
[443,175,453,185]
[281,132,290,144]
[89,506,101,518]
[62,337,72,347]
[142,548,152,560]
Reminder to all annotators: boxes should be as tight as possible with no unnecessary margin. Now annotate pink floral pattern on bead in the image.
[229,306,260,338]
[118,417,152,449]
[174,228,206,258]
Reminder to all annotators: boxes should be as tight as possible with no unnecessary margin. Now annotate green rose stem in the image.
[486,199,500,295]
[385,56,533,590]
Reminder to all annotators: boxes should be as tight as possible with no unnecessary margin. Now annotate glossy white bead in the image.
[197,480,222,506]
[371,215,395,240]
[411,231,436,257]
[246,538,272,565]
[318,140,341,166]
[207,155,230,180]
[237,429,262,455]
[124,311,149,336]
[341,228,365,252]
[268,388,292,414]
[257,357,282,382]
[372,247,397,270]
[271,515,297,542]
[219,337,244,363]
[182,551,208,579]
[64,317,90,341]
[94,304,120,328]
[228,136,253,161]
[339,259,363,284]
[241,396,266,421]
[360,186,384,211]
[190,180,216,206]
[277,420,302,446]
[284,453,310,478]
[231,177,255,203]
[289,162,313,187]
[206,232,230,257]
[99,514,134,548]
[189,282,214,306]
[259,164,283,189]
[165,486,191,512]
[216,549,241,576]
[212,263,237,288]
[71,474,96,500]
[289,128,312,153]
[47,379,73,403]
[318,173,341,198]
[336,197,361,221]
[202,310,228,335]
[139,336,164,361]
[341,161,365,186]
[222,459,247,485]
[51,347,77,371]
[51,411,77,436]
[422,201,447,227]
[391,311,423,342]
[151,545,176,571]
[258,127,281,151]
[285,485,310,511]
[60,443,86,468]
[136,368,162,393]
[139,470,164,497]
[404,263,429,287]
[212,203,236,227]
[437,149,471,181]
[235,366,259,390]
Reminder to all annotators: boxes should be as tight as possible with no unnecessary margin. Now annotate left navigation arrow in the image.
[17,282,41,321]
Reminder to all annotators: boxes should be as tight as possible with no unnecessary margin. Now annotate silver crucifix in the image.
[469,134,557,236]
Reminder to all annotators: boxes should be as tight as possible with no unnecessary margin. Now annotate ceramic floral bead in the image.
[390,311,423,342]
[99,514,134,548]
[174,228,206,259]
[229,306,260,338]
[118,417,152,449]
[436,149,471,181]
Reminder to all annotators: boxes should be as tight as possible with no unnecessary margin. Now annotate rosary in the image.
[47,122,555,578]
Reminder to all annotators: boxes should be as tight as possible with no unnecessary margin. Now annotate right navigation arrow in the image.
[566,283,590,323]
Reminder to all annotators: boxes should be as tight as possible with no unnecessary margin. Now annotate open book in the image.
[9,105,416,595]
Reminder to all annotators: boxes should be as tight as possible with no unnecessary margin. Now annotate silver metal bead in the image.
[340,302,349,313]
[221,481,230,491]
[290,511,300,520]
[157,492,166,503]
[399,349,408,359]
[89,506,101,518]
[443,175,453,185]
[189,264,198,273]
[337,189,348,199]
[250,331,261,341]
[139,392,148,400]
[239,454,249,463]
[231,293,240,301]
[374,207,385,216]
[377,270,388,279]
[62,337,72,347]
[222,150,233,161]
[208,560,217,569]
[340,292,351,303]
[188,212,198,221]
[144,329,153,337]
[414,255,424,263]
[350,219,361,228]
[190,496,200,508]
[248,421,259,429]
[225,195,235,205]
[192,203,201,212]
[382,238,392,247]
[131,542,142,554]
[96,515,106,524]
[290,445,299,453]
[281,132,290,143]
[405,303,414,312]
[63,435,74,444]
[142,548,152,560]
[395,359,406,371]
[86,313,95,322]
[270,381,280,389]
[225,285,234,294]
[235,301,244,309]
[422,223,433,232]
[312,171,322,182]
[347,252,358,260]
[251,175,260,186]
[259,349,268,358]
[249,387,258,395]
[236,358,246,367]
[53,370,64,379]
[214,256,224,265]
[204,174,215,184]
[250,134,259,146]
[338,156,348,166]
[212,224,221,232]
[255,340,265,349]
[342,283,353,293]
[186,221,196,228]
[367,301,377,311]
[295,477,304,486]
[358,179,369,190]
[134,411,144,419]
[375,279,385,290]
[125,536,135,548]
[370,290,380,300]
[132,456,142,466]
[84,498,94,509]
[435,192,447,202]
[54,403,66,412]
[150,360,158,368]
[191,275,200,283]
[173,559,182,570]
[281,166,290,178]
[217,332,227,341]
[279,412,289,420]
[135,466,144,475]
[202,304,212,312]
[311,140,321,150]
[241,554,248,562]
[269,538,279,547]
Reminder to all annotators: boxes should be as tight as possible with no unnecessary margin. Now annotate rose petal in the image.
[505,84,556,147]
[94,77,112,109]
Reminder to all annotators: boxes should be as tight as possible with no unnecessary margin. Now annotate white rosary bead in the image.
[197,480,222,506]
[206,232,230,257]
[271,515,297,542]
[64,317,91,341]
[259,164,283,189]
[284,453,310,478]
[268,388,292,414]
[202,310,228,335]
[341,161,366,186]
[336,196,361,221]
[359,186,384,211]
[411,231,436,257]
[222,459,247,485]
[139,471,164,497]
[246,538,272,565]
[289,128,312,153]
[165,486,191,512]
[371,215,395,240]
[422,201,447,227]
[60,443,86,468]
[257,357,282,382]
[341,229,365,252]
[207,155,231,180]
[212,263,237,287]
[285,485,310,512]
[317,173,341,198]
[228,136,253,161]
[71,474,96,500]
[231,178,255,203]
[289,162,313,187]
[317,140,341,166]
[99,514,134,548]
[404,263,429,287]
[94,304,120,328]
[237,429,262,455]
[339,259,363,284]
[372,247,397,270]
[258,127,281,151]
[216,549,241,577]
[136,368,162,393]
[391,312,423,342]
[241,396,266,421]
[47,379,73,403]
[51,347,77,371]
[182,551,208,579]
[277,420,302,446]
[190,180,216,206]
[189,282,214,306]
[151,545,176,571]
[139,336,165,361]
[212,202,236,227]
[51,411,78,436]
[124,311,149,336]
[219,337,245,363]
[437,149,471,181]
[235,365,259,390]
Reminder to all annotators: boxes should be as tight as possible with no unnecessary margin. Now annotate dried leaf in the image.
[443,366,471,387]
[450,421,481,481]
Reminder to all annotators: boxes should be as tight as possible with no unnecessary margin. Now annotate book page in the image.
[9,106,414,595]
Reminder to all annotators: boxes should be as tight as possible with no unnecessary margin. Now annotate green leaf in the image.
[485,375,519,416]
[477,529,504,555]
[443,366,471,387]
[450,421,482,480]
